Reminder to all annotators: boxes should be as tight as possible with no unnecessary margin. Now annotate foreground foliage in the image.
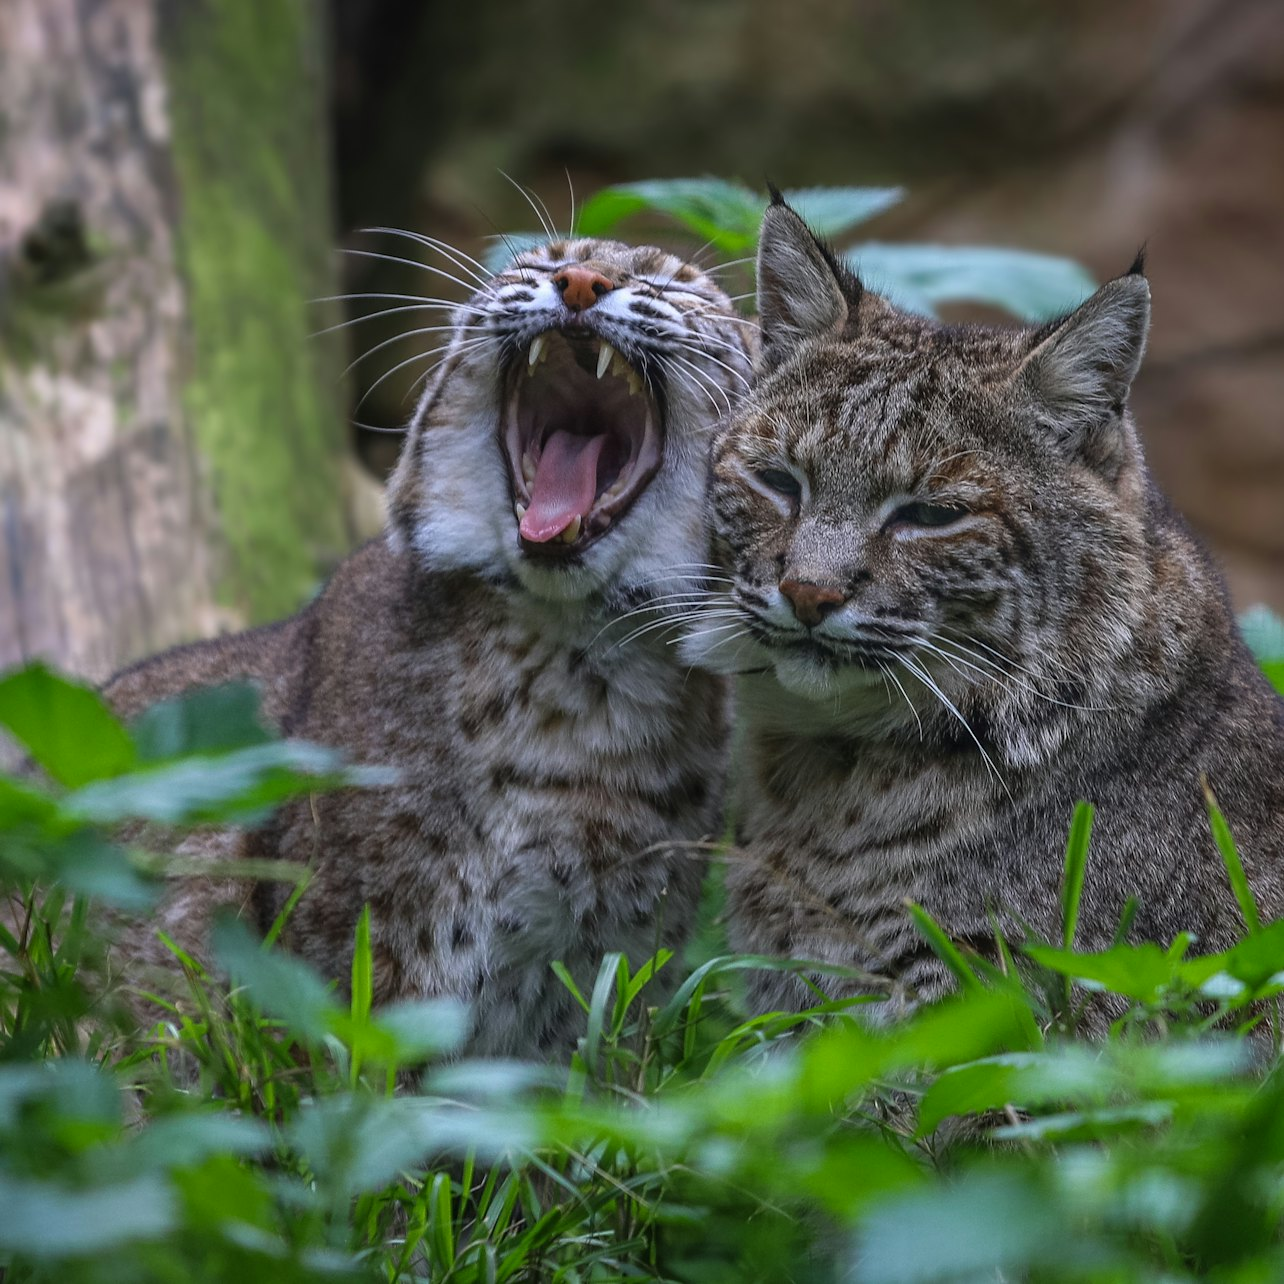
[1,630,1283,1282]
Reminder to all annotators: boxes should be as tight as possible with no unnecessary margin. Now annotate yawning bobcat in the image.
[684,195,1284,1020]
[107,235,753,1056]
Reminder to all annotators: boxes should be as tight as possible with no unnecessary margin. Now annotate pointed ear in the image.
[1016,272,1150,471]
[756,196,859,366]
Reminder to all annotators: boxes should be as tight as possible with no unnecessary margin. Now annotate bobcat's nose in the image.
[780,578,848,628]
[553,266,614,312]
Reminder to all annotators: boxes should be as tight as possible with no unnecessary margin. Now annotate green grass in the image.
[3,655,1284,1282]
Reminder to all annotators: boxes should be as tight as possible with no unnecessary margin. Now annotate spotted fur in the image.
[684,199,1284,1019]
[106,236,753,1057]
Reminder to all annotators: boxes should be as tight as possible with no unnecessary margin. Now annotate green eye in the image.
[757,468,802,499]
[888,500,969,530]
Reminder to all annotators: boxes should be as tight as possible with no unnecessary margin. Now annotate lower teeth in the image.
[561,516,582,543]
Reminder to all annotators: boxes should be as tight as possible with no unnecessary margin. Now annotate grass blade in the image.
[905,901,983,994]
[1203,776,1260,934]
[1061,801,1095,950]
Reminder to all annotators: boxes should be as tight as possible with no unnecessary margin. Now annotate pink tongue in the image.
[519,429,609,543]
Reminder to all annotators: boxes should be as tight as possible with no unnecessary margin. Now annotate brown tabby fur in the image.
[105,236,753,1057]
[683,197,1284,1020]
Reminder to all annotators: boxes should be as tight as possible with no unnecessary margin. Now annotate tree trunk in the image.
[0,0,362,684]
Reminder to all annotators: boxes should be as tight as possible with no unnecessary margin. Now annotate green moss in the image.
[161,0,350,624]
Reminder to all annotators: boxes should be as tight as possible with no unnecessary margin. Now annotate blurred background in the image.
[1,0,1281,682]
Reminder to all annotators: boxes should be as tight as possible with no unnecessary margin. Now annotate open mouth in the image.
[503,329,662,557]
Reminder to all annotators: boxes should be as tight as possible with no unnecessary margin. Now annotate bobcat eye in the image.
[756,468,802,499]
[886,500,970,531]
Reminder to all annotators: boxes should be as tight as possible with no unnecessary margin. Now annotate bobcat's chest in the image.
[317,606,724,1056]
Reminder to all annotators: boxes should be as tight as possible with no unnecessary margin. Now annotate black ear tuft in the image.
[1126,244,1148,277]
[765,179,785,206]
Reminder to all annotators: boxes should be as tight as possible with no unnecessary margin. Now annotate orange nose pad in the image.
[553,266,614,312]
[779,579,848,628]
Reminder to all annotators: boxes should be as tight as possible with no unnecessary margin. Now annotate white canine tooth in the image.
[596,341,614,379]
[528,334,546,367]
[561,516,582,543]
[515,503,527,520]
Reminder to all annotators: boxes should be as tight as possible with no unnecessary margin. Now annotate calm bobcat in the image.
[107,235,753,1056]
[684,195,1284,1017]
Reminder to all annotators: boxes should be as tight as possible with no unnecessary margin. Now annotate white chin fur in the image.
[774,653,889,703]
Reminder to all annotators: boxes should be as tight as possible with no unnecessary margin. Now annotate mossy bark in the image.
[160,0,353,625]
[0,0,357,682]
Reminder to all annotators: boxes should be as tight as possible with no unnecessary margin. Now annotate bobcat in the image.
[683,195,1284,1019]
[106,235,753,1057]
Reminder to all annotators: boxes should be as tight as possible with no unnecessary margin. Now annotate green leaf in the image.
[64,741,393,827]
[905,901,983,993]
[0,1173,174,1258]
[1024,941,1177,1003]
[917,1056,1028,1136]
[130,681,272,761]
[1219,919,1284,991]
[1240,605,1284,664]
[583,951,625,1074]
[851,1170,1079,1283]
[128,1113,271,1170]
[0,664,136,787]
[1203,778,1260,934]
[782,186,903,239]
[211,913,338,1043]
[576,178,764,252]
[992,1102,1172,1143]
[0,774,64,830]
[351,903,373,1025]
[289,1097,431,1196]
[372,997,469,1063]
[1060,802,1094,950]
[844,242,1096,320]
[480,230,547,272]
[52,830,157,908]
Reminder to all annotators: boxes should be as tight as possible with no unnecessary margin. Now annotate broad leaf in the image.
[845,242,1096,320]
[64,741,393,827]
[212,914,338,1043]
[0,664,136,788]
[131,681,272,762]
[576,178,764,252]
[783,185,903,239]
[1024,942,1176,1003]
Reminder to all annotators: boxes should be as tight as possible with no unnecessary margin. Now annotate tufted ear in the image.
[756,192,860,367]
[1016,268,1150,473]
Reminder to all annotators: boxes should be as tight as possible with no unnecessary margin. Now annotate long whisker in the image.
[358,226,493,287]
[666,352,732,414]
[881,663,924,741]
[498,170,556,240]
[344,323,495,379]
[339,247,486,298]
[898,655,1010,795]
[310,302,462,338]
[356,335,497,412]
[609,609,743,652]
[669,340,751,394]
[921,634,1104,713]
[654,355,720,416]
